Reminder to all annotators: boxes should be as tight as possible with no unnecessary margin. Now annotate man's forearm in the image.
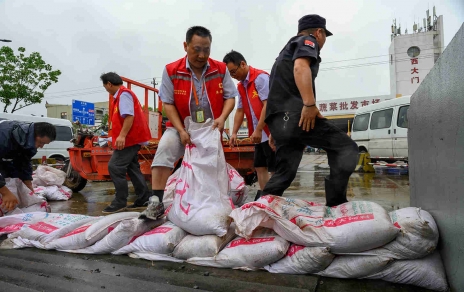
[164,103,186,133]
[120,115,134,137]
[232,109,244,134]
[294,63,315,106]
[219,98,236,120]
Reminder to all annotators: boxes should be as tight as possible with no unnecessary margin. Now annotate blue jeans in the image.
[263,112,358,206]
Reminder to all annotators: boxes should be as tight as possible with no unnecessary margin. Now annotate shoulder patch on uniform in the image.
[304,40,315,48]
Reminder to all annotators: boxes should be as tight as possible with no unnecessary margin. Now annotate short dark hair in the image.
[100,72,123,85]
[186,26,212,43]
[222,50,247,66]
[34,122,56,141]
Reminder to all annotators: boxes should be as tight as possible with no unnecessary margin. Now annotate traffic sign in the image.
[72,100,95,125]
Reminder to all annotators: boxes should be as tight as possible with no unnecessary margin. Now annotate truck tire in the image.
[63,160,88,192]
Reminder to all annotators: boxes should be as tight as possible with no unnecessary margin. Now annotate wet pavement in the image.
[0,153,429,292]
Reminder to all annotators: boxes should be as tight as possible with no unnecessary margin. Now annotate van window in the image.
[397,105,409,128]
[370,109,393,130]
[352,113,370,131]
[55,126,73,141]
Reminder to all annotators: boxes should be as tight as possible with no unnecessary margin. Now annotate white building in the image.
[389,12,444,98]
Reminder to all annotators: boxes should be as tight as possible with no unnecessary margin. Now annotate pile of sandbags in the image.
[0,178,50,217]
[33,165,72,201]
[229,197,447,291]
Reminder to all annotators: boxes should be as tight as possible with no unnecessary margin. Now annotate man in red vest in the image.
[143,26,237,219]
[101,72,152,214]
[223,50,275,201]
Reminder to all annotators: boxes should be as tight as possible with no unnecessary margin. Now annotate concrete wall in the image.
[409,23,464,292]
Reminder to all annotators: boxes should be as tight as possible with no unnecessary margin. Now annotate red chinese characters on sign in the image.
[361,100,369,107]
[329,102,338,111]
[350,101,358,110]
[340,102,348,110]
[372,99,380,104]
[411,58,418,65]
[319,103,327,112]
[411,67,419,74]
[411,77,420,84]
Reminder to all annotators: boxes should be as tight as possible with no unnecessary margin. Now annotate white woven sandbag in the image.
[230,196,398,253]
[33,165,66,186]
[317,255,393,278]
[166,118,232,237]
[7,213,94,244]
[113,221,187,255]
[44,212,140,250]
[0,212,61,235]
[364,252,448,291]
[227,163,249,207]
[187,228,289,271]
[173,223,236,260]
[67,218,164,254]
[264,244,334,274]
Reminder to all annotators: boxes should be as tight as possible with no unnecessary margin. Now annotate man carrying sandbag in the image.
[142,26,237,219]
[262,15,358,206]
[0,121,56,211]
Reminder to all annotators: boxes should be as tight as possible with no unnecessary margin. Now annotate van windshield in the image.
[353,113,370,131]
[55,126,73,141]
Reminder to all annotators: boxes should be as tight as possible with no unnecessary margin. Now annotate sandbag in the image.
[67,218,164,254]
[34,185,73,201]
[227,163,249,207]
[317,255,393,278]
[0,212,62,235]
[358,207,439,260]
[162,169,180,208]
[173,223,236,260]
[44,212,139,250]
[113,221,187,255]
[230,196,398,253]
[166,118,233,237]
[33,165,66,186]
[264,244,334,274]
[364,252,449,292]
[187,228,289,271]
[6,213,95,247]
[15,179,47,208]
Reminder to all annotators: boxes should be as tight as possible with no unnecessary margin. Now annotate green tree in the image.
[0,46,61,113]
[101,113,109,127]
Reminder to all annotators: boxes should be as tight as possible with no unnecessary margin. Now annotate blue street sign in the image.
[72,100,95,125]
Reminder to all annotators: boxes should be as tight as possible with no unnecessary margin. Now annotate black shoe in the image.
[102,204,127,214]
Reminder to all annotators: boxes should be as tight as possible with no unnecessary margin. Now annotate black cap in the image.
[298,14,333,36]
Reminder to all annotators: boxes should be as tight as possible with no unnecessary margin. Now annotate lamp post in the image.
[0,39,12,42]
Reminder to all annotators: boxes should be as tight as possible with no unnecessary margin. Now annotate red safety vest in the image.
[237,66,270,136]
[165,57,227,127]
[111,86,151,148]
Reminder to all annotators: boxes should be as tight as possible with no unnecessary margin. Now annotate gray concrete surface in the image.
[0,154,432,291]
[409,23,464,292]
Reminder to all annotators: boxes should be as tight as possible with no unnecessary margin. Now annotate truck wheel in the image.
[63,160,87,192]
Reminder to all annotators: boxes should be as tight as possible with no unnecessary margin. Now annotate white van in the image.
[0,113,74,162]
[351,96,410,159]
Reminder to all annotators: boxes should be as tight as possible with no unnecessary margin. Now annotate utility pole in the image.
[151,77,158,112]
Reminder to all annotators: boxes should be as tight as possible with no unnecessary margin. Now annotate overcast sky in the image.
[0,0,463,116]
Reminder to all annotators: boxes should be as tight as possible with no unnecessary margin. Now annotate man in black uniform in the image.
[262,14,358,207]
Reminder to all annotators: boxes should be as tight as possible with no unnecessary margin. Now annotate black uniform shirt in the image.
[266,34,321,121]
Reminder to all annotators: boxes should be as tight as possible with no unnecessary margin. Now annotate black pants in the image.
[108,144,150,206]
[262,112,358,206]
